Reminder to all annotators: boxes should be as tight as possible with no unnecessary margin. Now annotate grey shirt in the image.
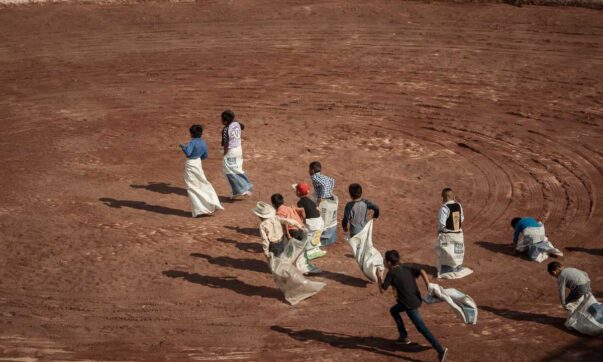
[342,199,380,237]
[557,267,590,306]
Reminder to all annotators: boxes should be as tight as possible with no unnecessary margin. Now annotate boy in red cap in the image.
[293,182,327,260]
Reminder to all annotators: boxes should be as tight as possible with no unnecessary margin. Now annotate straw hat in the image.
[252,201,276,218]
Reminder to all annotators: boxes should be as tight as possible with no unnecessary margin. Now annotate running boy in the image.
[342,183,380,237]
[547,262,592,309]
[378,250,448,362]
[293,182,327,260]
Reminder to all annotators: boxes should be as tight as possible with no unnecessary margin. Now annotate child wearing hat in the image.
[253,201,290,259]
[252,201,321,274]
[293,182,327,260]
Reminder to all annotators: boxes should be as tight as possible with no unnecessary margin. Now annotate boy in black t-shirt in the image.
[378,250,448,362]
[293,182,326,260]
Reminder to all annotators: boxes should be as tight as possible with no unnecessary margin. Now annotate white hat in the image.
[252,201,276,218]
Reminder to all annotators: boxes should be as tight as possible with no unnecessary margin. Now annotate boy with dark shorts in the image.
[378,250,448,362]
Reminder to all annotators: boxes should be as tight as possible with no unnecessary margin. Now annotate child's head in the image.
[349,183,362,200]
[547,261,563,277]
[384,250,400,268]
[271,193,284,209]
[293,182,310,198]
[252,201,276,221]
[309,161,322,176]
[441,187,454,202]
[189,124,203,138]
[511,217,522,228]
[221,110,235,126]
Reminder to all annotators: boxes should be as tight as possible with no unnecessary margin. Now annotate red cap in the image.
[293,182,310,196]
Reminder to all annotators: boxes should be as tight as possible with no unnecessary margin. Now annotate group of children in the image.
[253,162,380,274]
[178,114,598,362]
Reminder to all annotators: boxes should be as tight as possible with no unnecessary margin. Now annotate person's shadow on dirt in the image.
[130,182,234,203]
[216,237,263,253]
[99,197,190,217]
[190,253,270,273]
[480,305,569,332]
[475,240,531,260]
[270,326,429,361]
[224,225,260,237]
[163,270,282,300]
[189,252,371,289]
[131,182,187,196]
[565,246,603,257]
[318,270,370,288]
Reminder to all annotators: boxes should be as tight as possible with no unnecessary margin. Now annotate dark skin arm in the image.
[377,265,387,293]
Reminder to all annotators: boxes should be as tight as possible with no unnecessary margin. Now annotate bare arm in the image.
[419,269,430,289]
[377,270,385,294]
[259,226,270,259]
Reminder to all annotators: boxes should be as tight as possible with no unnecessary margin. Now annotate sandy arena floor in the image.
[0,1,602,361]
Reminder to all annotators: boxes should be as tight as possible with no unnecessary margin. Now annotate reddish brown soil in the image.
[0,1,602,361]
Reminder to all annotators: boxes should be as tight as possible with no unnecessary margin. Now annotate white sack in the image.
[184,158,224,217]
[269,235,325,305]
[435,232,473,279]
[424,283,478,324]
[319,196,338,246]
[277,232,315,276]
[319,196,339,230]
[346,220,384,283]
[565,294,603,336]
[516,225,563,263]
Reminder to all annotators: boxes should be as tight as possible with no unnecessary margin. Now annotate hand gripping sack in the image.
[435,232,473,279]
[319,196,339,246]
[346,220,384,283]
[424,283,478,324]
[565,294,603,336]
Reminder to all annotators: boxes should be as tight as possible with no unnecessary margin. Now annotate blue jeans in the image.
[390,302,445,354]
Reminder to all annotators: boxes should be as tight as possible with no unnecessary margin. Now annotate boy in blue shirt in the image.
[511,217,541,245]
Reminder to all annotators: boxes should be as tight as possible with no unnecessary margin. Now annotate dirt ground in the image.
[0,1,602,361]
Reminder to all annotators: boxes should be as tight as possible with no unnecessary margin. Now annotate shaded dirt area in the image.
[0,1,602,361]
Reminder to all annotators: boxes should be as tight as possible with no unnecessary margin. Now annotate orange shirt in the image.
[276,205,304,230]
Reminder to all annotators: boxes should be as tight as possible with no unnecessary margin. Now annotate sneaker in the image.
[396,337,411,345]
[306,264,322,274]
[307,249,327,260]
[439,348,448,362]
